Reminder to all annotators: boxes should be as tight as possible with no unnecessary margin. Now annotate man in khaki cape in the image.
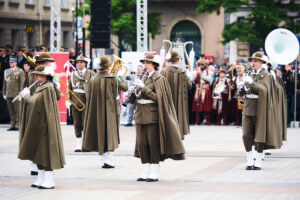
[19,53,61,176]
[239,52,286,170]
[82,56,128,168]
[18,65,65,189]
[129,54,185,182]
[160,51,192,139]
[68,55,95,152]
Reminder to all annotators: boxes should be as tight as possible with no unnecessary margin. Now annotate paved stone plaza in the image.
[0,124,299,200]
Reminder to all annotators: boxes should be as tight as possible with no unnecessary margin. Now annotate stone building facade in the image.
[148,0,225,65]
[0,0,75,49]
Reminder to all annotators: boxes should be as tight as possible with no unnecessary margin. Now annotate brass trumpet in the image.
[109,55,128,77]
[23,53,85,111]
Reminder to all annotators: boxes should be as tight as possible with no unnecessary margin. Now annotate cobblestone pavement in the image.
[0,124,299,200]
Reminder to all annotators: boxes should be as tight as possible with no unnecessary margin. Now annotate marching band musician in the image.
[231,65,246,126]
[18,65,65,189]
[239,52,285,170]
[128,54,185,182]
[19,53,60,176]
[192,59,214,125]
[3,56,25,131]
[160,51,193,139]
[68,56,95,152]
[82,56,128,169]
[212,69,231,125]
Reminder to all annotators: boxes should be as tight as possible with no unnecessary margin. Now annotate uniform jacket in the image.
[160,65,192,139]
[18,81,65,169]
[3,67,25,98]
[69,68,95,108]
[131,72,159,125]
[82,72,128,155]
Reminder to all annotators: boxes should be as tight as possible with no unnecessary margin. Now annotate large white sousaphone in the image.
[265,28,299,65]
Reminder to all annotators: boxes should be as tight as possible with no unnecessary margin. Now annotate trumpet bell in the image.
[265,28,299,65]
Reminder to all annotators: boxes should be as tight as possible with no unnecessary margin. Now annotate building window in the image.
[9,0,19,5]
[26,0,34,5]
[12,30,20,49]
[44,0,50,7]
[61,0,69,9]
[170,20,202,58]
[0,29,4,46]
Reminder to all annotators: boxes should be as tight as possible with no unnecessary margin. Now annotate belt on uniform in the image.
[137,99,155,104]
[246,94,259,99]
[73,89,85,94]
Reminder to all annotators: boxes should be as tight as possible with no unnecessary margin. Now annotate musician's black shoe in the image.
[245,166,253,170]
[146,178,158,182]
[124,123,133,127]
[31,184,39,188]
[74,149,82,152]
[137,178,147,181]
[102,163,115,169]
[7,127,15,131]
[252,166,261,170]
[14,128,19,131]
[38,186,54,189]
[31,171,38,176]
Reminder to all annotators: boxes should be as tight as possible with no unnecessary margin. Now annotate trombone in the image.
[53,74,85,112]
[23,53,38,67]
[23,53,85,111]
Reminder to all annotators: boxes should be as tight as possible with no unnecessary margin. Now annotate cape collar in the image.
[96,71,115,78]
[35,81,52,93]
[144,71,161,85]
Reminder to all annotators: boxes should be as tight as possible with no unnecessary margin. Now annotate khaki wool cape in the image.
[82,72,127,155]
[160,66,192,139]
[134,74,186,161]
[249,70,287,149]
[19,72,61,149]
[270,74,287,146]
[18,81,65,169]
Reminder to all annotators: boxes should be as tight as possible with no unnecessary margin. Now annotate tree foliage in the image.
[196,0,300,45]
[78,0,162,48]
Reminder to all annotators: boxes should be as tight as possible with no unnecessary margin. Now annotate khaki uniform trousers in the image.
[6,97,20,128]
[242,115,264,153]
[71,106,85,138]
[136,123,160,164]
